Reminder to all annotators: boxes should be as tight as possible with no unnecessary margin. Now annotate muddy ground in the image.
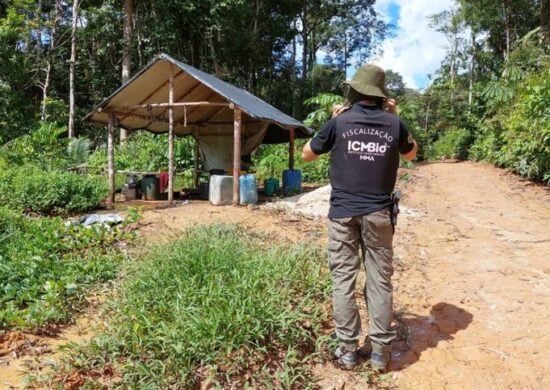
[1,161,549,389]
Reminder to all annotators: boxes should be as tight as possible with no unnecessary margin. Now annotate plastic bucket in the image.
[282,169,302,195]
[141,174,161,200]
[239,174,258,205]
[264,178,280,197]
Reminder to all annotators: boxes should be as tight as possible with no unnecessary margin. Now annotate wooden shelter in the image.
[85,54,312,205]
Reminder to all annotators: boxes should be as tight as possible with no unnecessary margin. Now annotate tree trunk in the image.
[36,0,42,57]
[40,62,51,121]
[468,31,476,107]
[68,0,79,139]
[40,0,62,121]
[208,32,221,78]
[120,0,134,143]
[343,29,348,75]
[449,33,457,107]
[301,6,308,79]
[292,21,297,117]
[542,0,549,43]
[503,0,510,59]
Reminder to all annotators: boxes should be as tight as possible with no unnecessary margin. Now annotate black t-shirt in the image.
[310,102,414,219]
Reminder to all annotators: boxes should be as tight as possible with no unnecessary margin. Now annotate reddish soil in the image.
[2,161,549,389]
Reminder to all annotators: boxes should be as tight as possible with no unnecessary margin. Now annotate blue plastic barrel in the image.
[239,174,258,205]
[282,169,302,195]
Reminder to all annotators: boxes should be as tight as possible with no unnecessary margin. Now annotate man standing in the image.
[302,64,417,372]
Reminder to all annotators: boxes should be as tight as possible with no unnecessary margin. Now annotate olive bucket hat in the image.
[342,64,389,99]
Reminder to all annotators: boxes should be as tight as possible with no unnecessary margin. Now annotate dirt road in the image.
[386,161,550,389]
[2,161,548,389]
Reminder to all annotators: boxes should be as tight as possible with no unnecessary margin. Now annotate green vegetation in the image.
[0,207,131,330]
[471,55,550,181]
[431,128,473,160]
[395,4,548,182]
[88,132,195,174]
[0,166,107,215]
[54,224,330,388]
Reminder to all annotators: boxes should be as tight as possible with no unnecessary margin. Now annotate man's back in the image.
[309,102,413,218]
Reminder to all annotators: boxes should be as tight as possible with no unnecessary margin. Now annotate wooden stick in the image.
[168,65,175,204]
[233,107,242,205]
[107,112,116,208]
[289,128,295,170]
[177,91,220,120]
[105,102,231,111]
[194,128,200,189]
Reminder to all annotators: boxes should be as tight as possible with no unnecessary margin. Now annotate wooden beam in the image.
[232,107,242,205]
[168,66,175,204]
[289,128,295,170]
[107,110,168,123]
[194,129,200,189]
[107,113,116,208]
[178,91,223,120]
[108,102,231,111]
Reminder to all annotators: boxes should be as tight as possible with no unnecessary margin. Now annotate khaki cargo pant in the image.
[328,208,396,351]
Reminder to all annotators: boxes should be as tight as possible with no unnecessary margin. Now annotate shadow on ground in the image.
[391,302,473,371]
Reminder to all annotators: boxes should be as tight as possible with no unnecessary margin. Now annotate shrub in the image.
[0,166,108,214]
[495,69,550,182]
[0,122,68,168]
[431,128,473,160]
[469,120,505,163]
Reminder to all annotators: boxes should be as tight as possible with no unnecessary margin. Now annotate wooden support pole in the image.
[107,113,116,208]
[168,66,175,204]
[289,128,295,170]
[194,129,200,189]
[232,107,242,205]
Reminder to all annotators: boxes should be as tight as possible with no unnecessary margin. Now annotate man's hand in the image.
[386,98,397,114]
[332,104,349,118]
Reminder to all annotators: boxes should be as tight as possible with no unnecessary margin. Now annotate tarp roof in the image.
[85,53,312,143]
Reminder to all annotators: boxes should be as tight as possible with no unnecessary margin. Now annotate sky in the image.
[369,0,456,90]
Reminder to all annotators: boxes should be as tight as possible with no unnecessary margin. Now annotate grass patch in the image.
[0,207,133,330]
[53,224,331,388]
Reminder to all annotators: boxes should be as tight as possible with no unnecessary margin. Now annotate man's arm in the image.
[302,140,319,162]
[400,139,418,161]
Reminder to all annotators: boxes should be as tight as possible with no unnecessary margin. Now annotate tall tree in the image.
[119,0,133,143]
[68,0,79,138]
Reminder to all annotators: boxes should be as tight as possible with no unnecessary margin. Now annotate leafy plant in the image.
[0,207,132,330]
[256,145,288,180]
[431,128,473,160]
[67,137,91,166]
[0,166,108,215]
[88,132,195,174]
[303,93,344,129]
